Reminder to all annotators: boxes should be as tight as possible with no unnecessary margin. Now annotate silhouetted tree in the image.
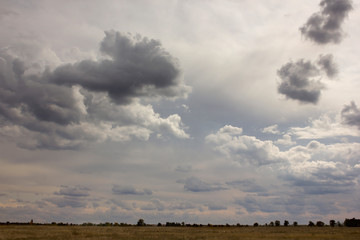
[137,219,146,226]
[329,220,336,227]
[293,221,298,226]
[269,221,274,226]
[316,221,324,227]
[284,220,289,226]
[275,220,280,226]
[253,222,259,227]
[308,221,315,227]
[344,218,360,227]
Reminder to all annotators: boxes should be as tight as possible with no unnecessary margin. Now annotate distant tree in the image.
[329,220,336,227]
[308,221,315,227]
[316,221,324,227]
[269,221,274,227]
[284,220,289,227]
[253,222,259,227]
[337,221,342,227]
[275,220,280,226]
[293,221,298,227]
[137,219,146,226]
[344,218,360,227]
[157,223,162,226]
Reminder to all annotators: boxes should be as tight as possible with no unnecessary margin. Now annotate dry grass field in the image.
[1,225,360,240]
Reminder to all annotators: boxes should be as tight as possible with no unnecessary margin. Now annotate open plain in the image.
[1,225,360,240]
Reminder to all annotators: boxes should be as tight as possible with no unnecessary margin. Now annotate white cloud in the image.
[275,134,296,146]
[262,124,281,135]
[289,114,360,139]
[206,125,284,166]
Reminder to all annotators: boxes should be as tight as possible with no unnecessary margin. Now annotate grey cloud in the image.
[141,199,165,211]
[55,185,90,197]
[46,185,90,208]
[110,199,133,210]
[235,195,308,215]
[0,54,83,126]
[341,101,360,129]
[277,55,339,104]
[300,0,353,44]
[51,30,190,104]
[277,59,324,104]
[169,201,197,210]
[46,197,87,208]
[112,184,152,195]
[206,203,227,211]
[227,180,267,194]
[0,32,190,150]
[178,177,226,192]
[175,165,192,173]
[317,54,338,78]
[234,196,283,213]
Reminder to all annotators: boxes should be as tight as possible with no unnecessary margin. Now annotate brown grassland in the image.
[1,225,360,240]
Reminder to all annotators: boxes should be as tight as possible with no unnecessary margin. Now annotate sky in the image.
[0,0,360,225]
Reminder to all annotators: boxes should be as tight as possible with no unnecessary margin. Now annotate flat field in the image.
[1,225,360,240]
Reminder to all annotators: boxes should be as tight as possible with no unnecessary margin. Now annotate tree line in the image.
[1,218,359,227]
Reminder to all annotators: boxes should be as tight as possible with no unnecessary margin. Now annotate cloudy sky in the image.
[1,0,360,225]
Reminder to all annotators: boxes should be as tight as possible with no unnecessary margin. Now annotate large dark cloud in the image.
[341,101,360,129]
[277,55,337,104]
[0,54,83,126]
[0,31,190,150]
[300,0,353,44]
[51,30,189,104]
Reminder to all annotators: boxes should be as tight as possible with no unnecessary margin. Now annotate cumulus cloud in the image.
[277,59,324,104]
[289,114,360,139]
[206,122,360,196]
[300,0,353,44]
[280,141,360,195]
[51,30,190,104]
[0,31,190,150]
[206,125,284,166]
[277,55,338,104]
[112,184,152,195]
[275,134,296,146]
[341,101,360,129]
